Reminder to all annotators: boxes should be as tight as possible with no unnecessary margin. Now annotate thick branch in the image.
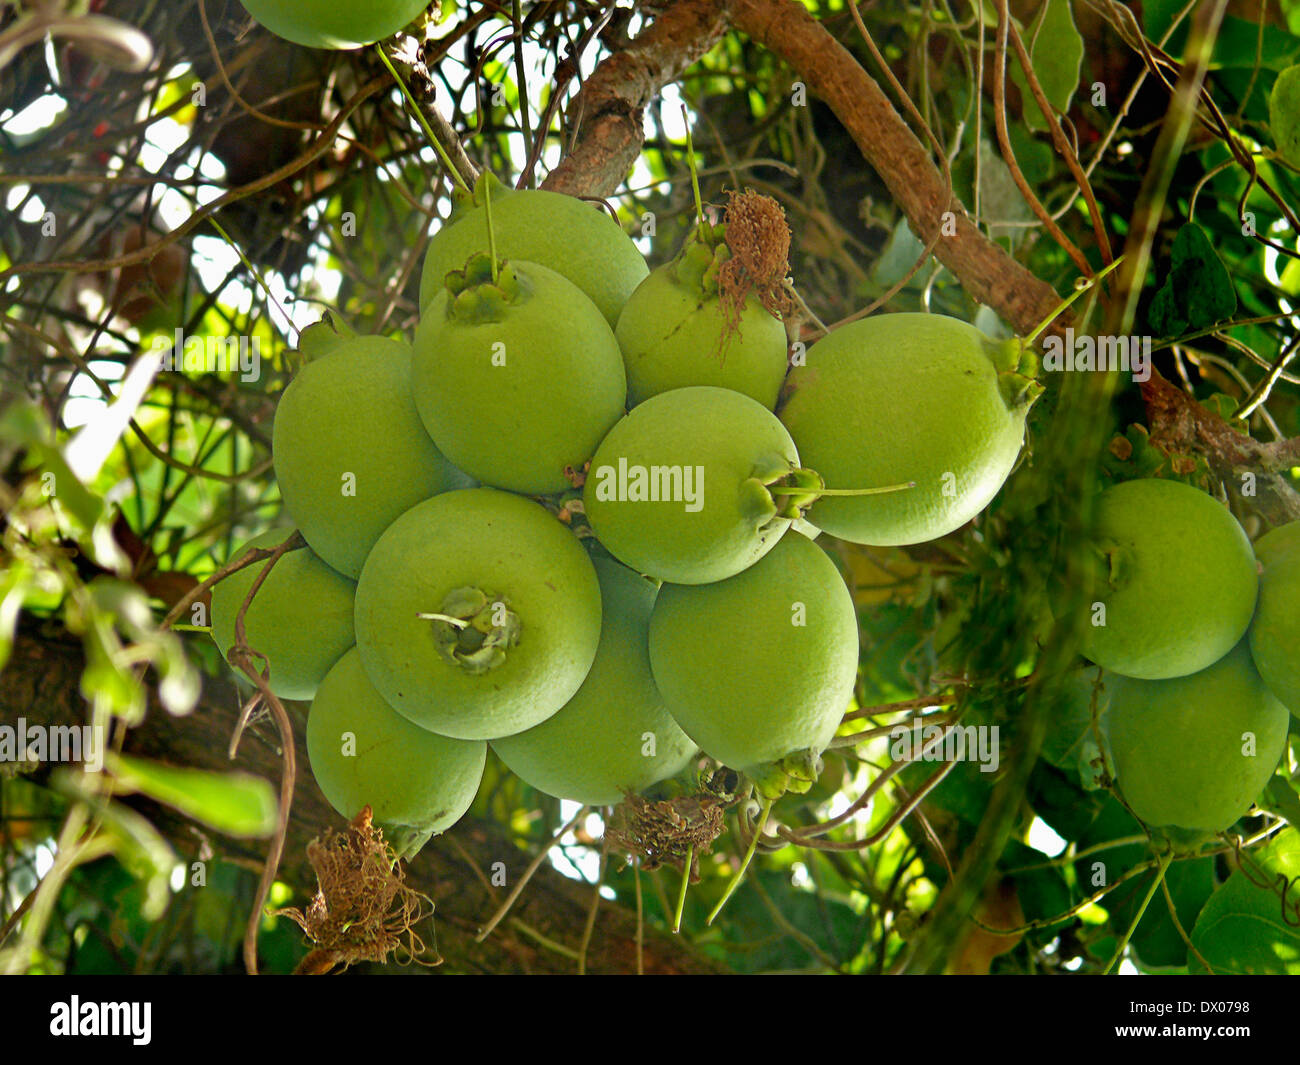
[727,0,1066,337]
[541,0,728,199]
[2,621,724,975]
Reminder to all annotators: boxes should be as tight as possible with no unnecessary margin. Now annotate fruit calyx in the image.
[987,335,1045,410]
[748,749,824,803]
[420,586,520,674]
[442,251,523,323]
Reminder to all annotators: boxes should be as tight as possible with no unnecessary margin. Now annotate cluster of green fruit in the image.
[1058,478,1299,841]
[207,165,1043,853]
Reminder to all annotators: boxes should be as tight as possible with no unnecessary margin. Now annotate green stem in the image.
[414,612,469,628]
[682,103,710,242]
[1022,254,1127,347]
[673,842,693,934]
[1103,849,1172,975]
[706,799,773,926]
[807,482,916,497]
[374,44,472,195]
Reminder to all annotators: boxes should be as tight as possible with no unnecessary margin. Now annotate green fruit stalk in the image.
[413,253,627,496]
[307,648,487,857]
[648,531,859,780]
[1079,478,1258,680]
[238,0,429,49]
[209,528,355,700]
[779,312,1039,546]
[419,172,648,327]
[492,556,698,806]
[354,488,603,741]
[1103,640,1290,835]
[272,335,470,579]
[583,386,804,584]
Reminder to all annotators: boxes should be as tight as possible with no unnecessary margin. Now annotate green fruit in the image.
[1103,641,1290,835]
[209,528,355,700]
[491,557,698,806]
[648,532,858,775]
[1079,479,1258,680]
[413,254,626,495]
[307,649,486,854]
[584,386,803,584]
[778,312,1039,545]
[419,173,648,327]
[1248,530,1300,718]
[615,227,788,409]
[238,0,428,49]
[1269,65,1300,167]
[354,488,602,740]
[272,335,470,579]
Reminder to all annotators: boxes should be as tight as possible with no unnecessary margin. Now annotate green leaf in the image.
[1147,222,1238,336]
[108,754,278,838]
[1189,827,1300,974]
[1008,0,1084,133]
[1262,776,1300,832]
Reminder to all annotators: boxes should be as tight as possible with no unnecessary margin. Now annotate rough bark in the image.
[1,620,725,975]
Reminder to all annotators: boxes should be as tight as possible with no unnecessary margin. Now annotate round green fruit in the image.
[419,173,648,328]
[615,227,788,409]
[648,531,858,775]
[584,386,803,584]
[238,0,428,49]
[209,528,355,700]
[354,488,602,740]
[413,254,626,495]
[1249,531,1300,718]
[491,557,698,806]
[1252,518,1300,568]
[272,335,470,579]
[1103,640,1290,835]
[778,312,1039,545]
[307,649,486,854]
[1079,478,1257,680]
[1270,65,1300,167]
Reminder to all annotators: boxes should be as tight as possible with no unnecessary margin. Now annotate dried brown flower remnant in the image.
[717,188,796,344]
[605,791,731,882]
[274,806,437,974]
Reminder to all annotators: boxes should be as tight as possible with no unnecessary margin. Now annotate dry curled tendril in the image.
[273,807,438,974]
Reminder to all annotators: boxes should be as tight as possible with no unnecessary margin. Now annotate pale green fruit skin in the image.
[778,312,1029,545]
[1270,65,1300,167]
[491,557,698,806]
[583,386,798,584]
[307,649,486,837]
[238,0,427,49]
[354,488,602,740]
[1081,479,1258,680]
[272,336,470,579]
[418,184,648,327]
[616,264,789,410]
[1249,528,1300,719]
[1104,641,1289,834]
[209,529,355,700]
[648,532,859,772]
[413,261,627,495]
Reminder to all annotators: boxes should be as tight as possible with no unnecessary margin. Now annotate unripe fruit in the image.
[238,0,429,49]
[1079,478,1257,680]
[779,312,1039,545]
[1103,640,1289,834]
[413,254,626,495]
[419,173,648,328]
[491,557,698,806]
[272,335,470,579]
[307,649,486,851]
[209,528,355,700]
[584,386,802,584]
[648,531,858,774]
[1269,65,1300,167]
[615,226,788,409]
[1248,522,1300,718]
[354,488,602,740]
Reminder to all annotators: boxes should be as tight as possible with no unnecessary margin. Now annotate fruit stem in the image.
[706,798,774,927]
[809,482,917,497]
[414,612,469,628]
[682,103,711,243]
[673,842,693,934]
[373,44,472,196]
[1103,849,1172,975]
[1022,254,1127,347]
